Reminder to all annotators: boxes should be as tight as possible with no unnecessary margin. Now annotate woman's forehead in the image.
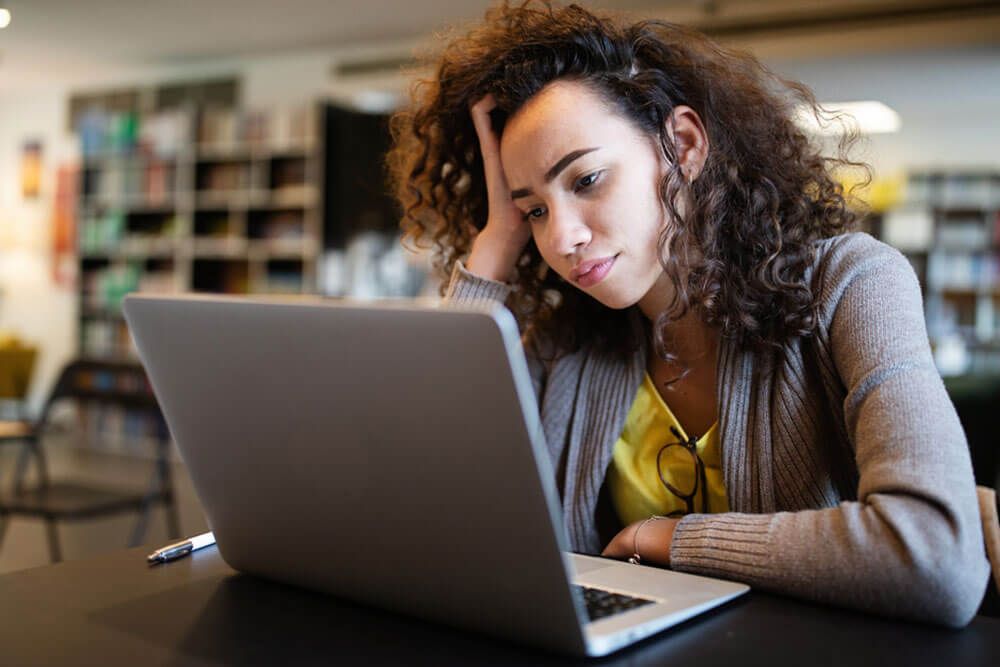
[499,81,636,173]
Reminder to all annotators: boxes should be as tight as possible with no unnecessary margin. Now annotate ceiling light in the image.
[795,101,901,135]
[0,9,10,29]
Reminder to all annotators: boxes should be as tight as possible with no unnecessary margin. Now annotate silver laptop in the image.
[123,293,747,657]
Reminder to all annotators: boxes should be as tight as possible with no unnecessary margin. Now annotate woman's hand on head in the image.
[466,94,533,283]
[601,517,680,568]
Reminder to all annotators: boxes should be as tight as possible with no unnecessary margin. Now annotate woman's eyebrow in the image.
[510,147,600,200]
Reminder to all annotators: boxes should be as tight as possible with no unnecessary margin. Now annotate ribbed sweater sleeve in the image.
[443,260,512,304]
[443,260,551,402]
[669,239,990,627]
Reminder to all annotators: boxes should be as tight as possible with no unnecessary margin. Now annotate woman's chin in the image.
[586,288,639,311]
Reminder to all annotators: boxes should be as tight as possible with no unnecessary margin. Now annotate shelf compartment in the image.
[137,258,178,294]
[195,158,250,192]
[124,210,177,238]
[260,258,305,294]
[247,208,305,241]
[269,155,307,190]
[193,208,241,238]
[192,259,250,294]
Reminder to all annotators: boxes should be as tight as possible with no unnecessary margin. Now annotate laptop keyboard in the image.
[573,585,655,622]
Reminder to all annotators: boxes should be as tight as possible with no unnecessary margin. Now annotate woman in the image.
[387,1,992,626]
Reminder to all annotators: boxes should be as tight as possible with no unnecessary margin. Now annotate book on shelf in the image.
[197,161,249,191]
[196,105,318,151]
[79,108,191,158]
[940,173,996,210]
[936,217,991,250]
[198,108,239,147]
[242,110,269,146]
[138,109,191,158]
[269,105,318,149]
[144,160,173,203]
[80,212,125,253]
[927,252,994,292]
[83,160,177,207]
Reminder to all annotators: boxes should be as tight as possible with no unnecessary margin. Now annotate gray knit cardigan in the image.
[445,232,989,627]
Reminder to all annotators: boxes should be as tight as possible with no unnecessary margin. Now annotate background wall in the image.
[777,46,1000,174]
[0,90,77,413]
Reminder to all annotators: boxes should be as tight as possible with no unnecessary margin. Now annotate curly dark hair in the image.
[387,0,866,362]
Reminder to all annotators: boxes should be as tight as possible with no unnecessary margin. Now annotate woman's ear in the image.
[666,105,709,183]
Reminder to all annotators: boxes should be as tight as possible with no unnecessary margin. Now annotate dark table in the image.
[1,545,998,666]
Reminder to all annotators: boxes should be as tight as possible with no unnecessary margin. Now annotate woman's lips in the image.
[572,255,617,288]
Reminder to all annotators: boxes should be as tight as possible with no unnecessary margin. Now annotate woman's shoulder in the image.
[812,231,914,289]
[809,231,921,325]
[813,231,906,269]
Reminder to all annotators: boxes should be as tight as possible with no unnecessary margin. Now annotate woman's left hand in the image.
[601,517,680,567]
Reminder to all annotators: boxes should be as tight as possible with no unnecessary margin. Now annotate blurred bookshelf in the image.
[76,103,325,359]
[870,170,1000,376]
[67,86,431,460]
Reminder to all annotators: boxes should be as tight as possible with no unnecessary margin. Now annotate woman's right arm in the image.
[443,95,548,400]
[443,258,548,405]
[443,94,526,304]
[463,94,532,283]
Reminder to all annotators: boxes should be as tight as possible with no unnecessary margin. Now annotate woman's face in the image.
[499,79,673,312]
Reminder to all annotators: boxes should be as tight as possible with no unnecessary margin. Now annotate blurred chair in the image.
[0,358,179,562]
[979,486,1000,617]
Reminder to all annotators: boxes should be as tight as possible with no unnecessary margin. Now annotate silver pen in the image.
[146,531,216,565]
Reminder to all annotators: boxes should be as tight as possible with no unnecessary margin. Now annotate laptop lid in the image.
[123,293,588,654]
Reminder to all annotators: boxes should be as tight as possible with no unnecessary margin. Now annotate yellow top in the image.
[607,373,729,525]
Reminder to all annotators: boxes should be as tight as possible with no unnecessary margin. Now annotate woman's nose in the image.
[546,206,591,257]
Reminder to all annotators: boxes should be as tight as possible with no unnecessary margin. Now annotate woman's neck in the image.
[647,308,718,370]
[643,304,721,436]
[638,273,717,368]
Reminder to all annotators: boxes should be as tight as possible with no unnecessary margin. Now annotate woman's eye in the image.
[574,171,601,191]
[523,207,546,222]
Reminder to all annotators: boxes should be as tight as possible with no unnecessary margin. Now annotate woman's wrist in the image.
[634,517,678,567]
[466,226,524,283]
